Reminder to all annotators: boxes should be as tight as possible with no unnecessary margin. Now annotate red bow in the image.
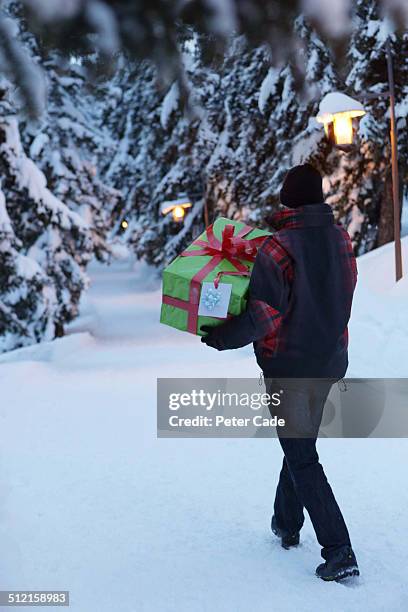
[181,224,265,273]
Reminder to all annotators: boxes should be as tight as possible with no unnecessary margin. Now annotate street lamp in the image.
[118,218,129,235]
[316,41,403,282]
[161,194,192,223]
[316,92,366,146]
[161,189,211,228]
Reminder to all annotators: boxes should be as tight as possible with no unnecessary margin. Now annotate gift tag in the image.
[198,282,232,319]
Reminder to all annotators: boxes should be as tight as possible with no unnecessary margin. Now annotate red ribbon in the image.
[162,223,266,334]
[213,269,250,289]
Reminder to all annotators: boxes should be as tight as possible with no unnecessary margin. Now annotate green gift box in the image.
[160,217,271,336]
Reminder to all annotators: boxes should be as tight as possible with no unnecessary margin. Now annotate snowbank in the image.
[0,242,407,611]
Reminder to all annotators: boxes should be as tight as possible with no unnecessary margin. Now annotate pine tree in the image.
[109,20,341,267]
[100,45,220,267]
[203,37,275,223]
[9,0,349,112]
[100,58,165,235]
[21,53,123,261]
[142,36,225,266]
[309,0,408,254]
[0,186,55,352]
[0,81,91,342]
[98,58,169,264]
[341,0,408,250]
[2,1,123,261]
[202,21,340,224]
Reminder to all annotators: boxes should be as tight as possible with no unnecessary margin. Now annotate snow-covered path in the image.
[1,242,408,612]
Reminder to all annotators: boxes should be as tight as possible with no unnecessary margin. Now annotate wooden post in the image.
[386,38,403,281]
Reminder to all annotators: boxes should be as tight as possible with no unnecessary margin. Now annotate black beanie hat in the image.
[280,163,324,208]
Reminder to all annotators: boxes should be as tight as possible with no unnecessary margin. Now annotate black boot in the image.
[271,515,300,549]
[316,546,359,581]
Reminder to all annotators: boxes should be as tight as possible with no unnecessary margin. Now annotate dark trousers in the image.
[267,378,351,560]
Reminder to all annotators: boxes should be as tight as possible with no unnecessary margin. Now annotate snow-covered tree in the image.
[1,0,405,362]
[203,18,340,224]
[203,38,275,223]
[1,0,405,119]
[0,1,123,262]
[137,38,225,266]
[0,186,54,352]
[10,11,123,260]
[100,45,220,267]
[23,52,123,260]
[322,0,408,252]
[0,81,91,342]
[100,59,165,233]
[106,19,341,266]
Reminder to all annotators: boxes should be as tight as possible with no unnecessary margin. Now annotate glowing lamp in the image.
[316,92,366,146]
[172,205,185,221]
[161,194,192,223]
[121,219,129,230]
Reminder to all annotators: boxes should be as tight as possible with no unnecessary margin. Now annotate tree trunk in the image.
[54,322,65,338]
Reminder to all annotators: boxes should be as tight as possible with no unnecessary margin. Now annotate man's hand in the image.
[200,325,226,351]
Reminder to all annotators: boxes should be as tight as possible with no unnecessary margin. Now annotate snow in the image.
[363,17,393,45]
[291,123,324,165]
[0,11,46,116]
[316,92,365,122]
[0,240,408,611]
[29,132,50,158]
[19,156,86,230]
[401,194,408,237]
[160,82,180,129]
[347,203,365,242]
[16,252,44,279]
[105,114,133,182]
[0,118,87,231]
[395,95,408,120]
[0,187,12,231]
[348,238,408,377]
[258,68,279,114]
[57,117,90,140]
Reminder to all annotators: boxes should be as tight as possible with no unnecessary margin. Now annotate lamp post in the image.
[317,41,403,282]
[161,194,193,223]
[385,38,403,283]
[161,188,210,228]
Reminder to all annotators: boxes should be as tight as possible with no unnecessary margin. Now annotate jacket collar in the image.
[269,203,334,230]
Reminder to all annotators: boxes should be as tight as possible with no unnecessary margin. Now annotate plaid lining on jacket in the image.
[248,234,294,356]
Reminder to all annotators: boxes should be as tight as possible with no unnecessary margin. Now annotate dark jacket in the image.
[203,204,357,378]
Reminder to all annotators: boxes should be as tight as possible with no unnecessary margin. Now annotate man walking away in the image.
[201,164,359,581]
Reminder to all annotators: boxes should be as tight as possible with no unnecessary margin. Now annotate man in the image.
[201,163,359,581]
